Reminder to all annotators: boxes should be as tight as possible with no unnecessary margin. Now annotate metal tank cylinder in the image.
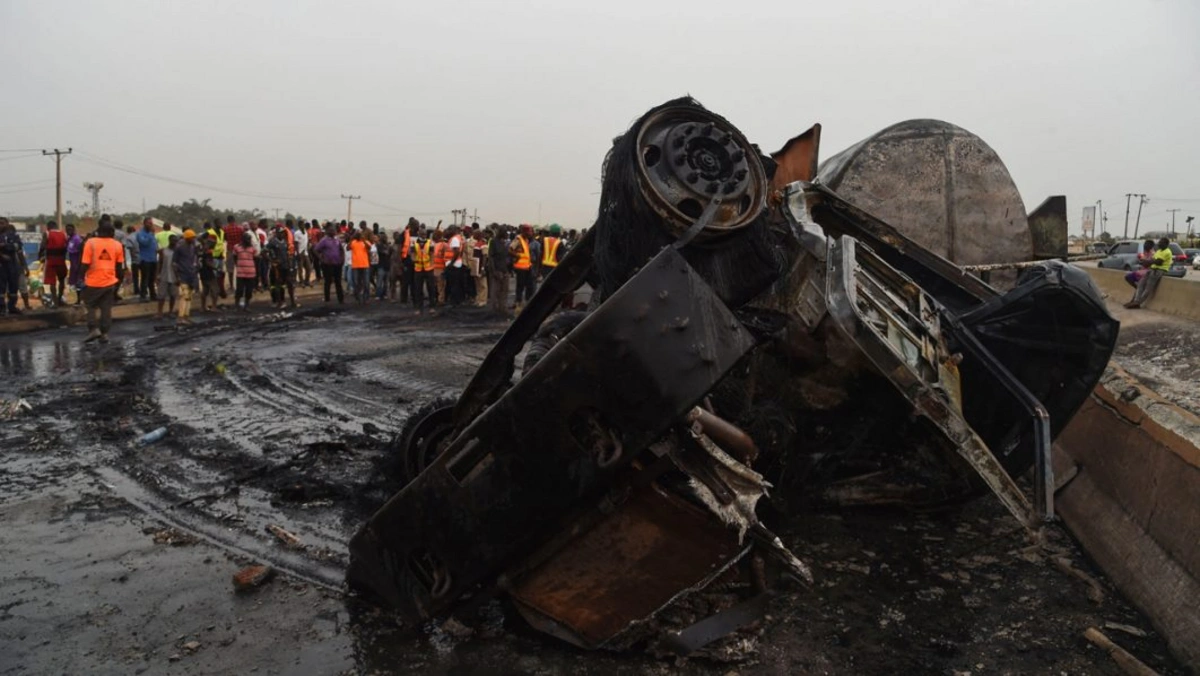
[817,119,1031,267]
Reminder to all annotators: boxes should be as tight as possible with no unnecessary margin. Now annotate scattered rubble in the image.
[232,565,274,592]
[265,524,302,549]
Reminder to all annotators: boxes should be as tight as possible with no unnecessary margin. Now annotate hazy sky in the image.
[2,0,1197,235]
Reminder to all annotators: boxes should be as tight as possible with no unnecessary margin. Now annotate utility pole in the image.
[471,209,478,225]
[1123,194,1132,238]
[272,208,282,220]
[340,194,360,222]
[1167,208,1181,236]
[83,182,104,216]
[1133,194,1148,238]
[42,148,73,229]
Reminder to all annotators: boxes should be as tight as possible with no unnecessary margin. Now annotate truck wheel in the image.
[391,395,459,484]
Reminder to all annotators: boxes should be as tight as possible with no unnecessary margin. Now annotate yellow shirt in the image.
[1151,248,1172,272]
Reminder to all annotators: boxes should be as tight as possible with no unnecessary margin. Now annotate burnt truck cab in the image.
[348,99,1118,654]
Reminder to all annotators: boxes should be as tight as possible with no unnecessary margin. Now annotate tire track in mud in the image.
[92,466,345,592]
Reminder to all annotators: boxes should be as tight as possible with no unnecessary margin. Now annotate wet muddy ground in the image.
[0,303,1189,675]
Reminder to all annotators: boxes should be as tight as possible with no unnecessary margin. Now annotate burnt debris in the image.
[347,99,1118,656]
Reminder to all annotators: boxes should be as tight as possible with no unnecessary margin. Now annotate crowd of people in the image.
[0,214,583,339]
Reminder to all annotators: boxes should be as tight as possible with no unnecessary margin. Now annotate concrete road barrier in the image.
[1054,364,1200,668]
[1084,266,1200,322]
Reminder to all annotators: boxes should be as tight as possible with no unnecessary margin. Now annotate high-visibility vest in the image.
[413,240,434,272]
[542,236,560,268]
[512,237,531,270]
[433,241,448,270]
[208,228,226,257]
[401,230,412,259]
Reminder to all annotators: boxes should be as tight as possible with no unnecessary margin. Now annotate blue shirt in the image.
[136,230,158,261]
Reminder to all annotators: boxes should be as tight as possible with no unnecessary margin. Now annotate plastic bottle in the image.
[139,427,168,445]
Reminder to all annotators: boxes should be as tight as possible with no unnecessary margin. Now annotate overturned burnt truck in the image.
[347,99,1118,655]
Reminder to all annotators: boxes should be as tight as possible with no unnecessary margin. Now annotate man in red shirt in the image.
[40,220,70,306]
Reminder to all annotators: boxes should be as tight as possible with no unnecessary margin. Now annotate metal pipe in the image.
[687,407,759,464]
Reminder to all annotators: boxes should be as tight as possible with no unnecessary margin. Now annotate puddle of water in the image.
[0,340,87,378]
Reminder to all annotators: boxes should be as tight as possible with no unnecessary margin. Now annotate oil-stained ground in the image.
[0,302,1190,675]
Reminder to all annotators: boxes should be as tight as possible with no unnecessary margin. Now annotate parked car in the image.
[1185,248,1200,270]
[1097,240,1187,277]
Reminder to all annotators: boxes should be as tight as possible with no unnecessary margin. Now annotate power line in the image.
[74,151,338,202]
[0,148,44,153]
[0,179,54,189]
[0,153,41,163]
[360,198,447,217]
[0,185,54,195]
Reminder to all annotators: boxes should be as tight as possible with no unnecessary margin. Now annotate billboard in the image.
[1081,206,1096,238]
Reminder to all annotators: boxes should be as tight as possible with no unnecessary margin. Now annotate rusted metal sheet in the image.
[817,119,1032,268]
[770,124,822,190]
[347,245,757,619]
[509,481,748,649]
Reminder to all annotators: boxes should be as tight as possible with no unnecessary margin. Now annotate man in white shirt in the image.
[446,225,466,306]
[293,223,311,287]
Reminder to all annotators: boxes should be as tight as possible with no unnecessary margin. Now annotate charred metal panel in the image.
[1027,195,1068,260]
[347,246,757,621]
[509,481,748,649]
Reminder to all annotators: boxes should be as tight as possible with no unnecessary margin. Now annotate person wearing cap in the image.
[541,224,563,274]
[172,229,199,326]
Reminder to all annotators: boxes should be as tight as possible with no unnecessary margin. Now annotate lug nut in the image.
[723,182,738,194]
[705,181,719,194]
[686,172,699,184]
[721,133,733,146]
[674,156,686,166]
[731,149,745,162]
[683,125,695,136]
[734,169,747,180]
[701,123,714,137]
[672,137,685,150]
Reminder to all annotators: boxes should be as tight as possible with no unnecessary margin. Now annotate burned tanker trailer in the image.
[347,98,1118,654]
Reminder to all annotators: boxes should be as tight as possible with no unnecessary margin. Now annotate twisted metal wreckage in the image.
[347,98,1119,654]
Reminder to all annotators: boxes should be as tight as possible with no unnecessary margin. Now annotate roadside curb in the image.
[0,283,331,335]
